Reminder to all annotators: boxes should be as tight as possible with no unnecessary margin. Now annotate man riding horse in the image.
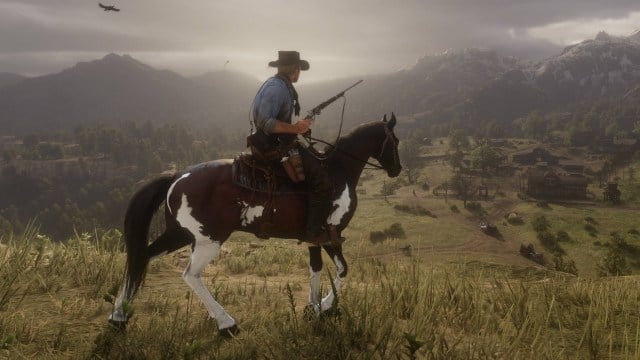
[250,51,333,245]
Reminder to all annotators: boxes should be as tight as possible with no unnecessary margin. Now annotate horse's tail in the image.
[123,175,175,299]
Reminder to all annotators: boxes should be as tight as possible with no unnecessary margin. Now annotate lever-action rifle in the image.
[298,79,363,147]
[304,79,363,120]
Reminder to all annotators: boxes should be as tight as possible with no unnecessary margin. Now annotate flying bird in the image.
[98,3,120,11]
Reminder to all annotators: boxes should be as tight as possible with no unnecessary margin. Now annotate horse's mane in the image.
[326,121,383,154]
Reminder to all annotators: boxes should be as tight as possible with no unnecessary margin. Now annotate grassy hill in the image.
[3,140,640,358]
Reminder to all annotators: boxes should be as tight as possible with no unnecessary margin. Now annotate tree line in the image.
[0,120,249,240]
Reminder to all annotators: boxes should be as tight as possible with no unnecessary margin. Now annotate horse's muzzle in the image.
[388,166,402,178]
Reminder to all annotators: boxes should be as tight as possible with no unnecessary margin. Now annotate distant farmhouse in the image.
[513,147,589,200]
[523,165,589,200]
[512,147,559,166]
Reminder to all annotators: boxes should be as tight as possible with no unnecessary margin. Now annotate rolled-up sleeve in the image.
[253,83,283,135]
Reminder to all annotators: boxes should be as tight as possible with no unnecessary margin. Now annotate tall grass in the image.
[2,230,640,359]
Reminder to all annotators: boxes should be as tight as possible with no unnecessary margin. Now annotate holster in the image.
[247,132,304,183]
[281,149,305,183]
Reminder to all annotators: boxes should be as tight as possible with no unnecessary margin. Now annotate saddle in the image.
[232,153,306,195]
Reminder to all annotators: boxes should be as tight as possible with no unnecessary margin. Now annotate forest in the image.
[0,120,248,240]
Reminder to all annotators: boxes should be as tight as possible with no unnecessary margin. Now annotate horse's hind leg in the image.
[110,228,191,326]
[320,244,348,312]
[147,227,192,260]
[182,235,237,335]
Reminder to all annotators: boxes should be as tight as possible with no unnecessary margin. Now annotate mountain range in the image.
[1,30,640,136]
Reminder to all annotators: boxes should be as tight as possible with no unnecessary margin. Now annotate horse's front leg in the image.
[320,243,347,312]
[307,244,348,315]
[307,245,323,315]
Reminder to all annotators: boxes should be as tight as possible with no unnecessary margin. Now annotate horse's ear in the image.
[388,112,397,129]
[382,114,387,122]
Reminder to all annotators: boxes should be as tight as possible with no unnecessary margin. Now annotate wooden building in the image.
[525,165,589,200]
[512,147,559,166]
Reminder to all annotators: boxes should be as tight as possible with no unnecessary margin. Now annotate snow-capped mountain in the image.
[534,31,640,98]
[467,31,640,123]
[629,29,640,44]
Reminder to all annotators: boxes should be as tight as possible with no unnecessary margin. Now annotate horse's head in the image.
[373,113,402,178]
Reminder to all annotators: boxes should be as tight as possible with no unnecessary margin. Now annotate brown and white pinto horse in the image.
[109,114,401,336]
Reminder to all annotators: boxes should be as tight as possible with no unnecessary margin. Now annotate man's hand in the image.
[272,118,312,134]
[292,118,312,134]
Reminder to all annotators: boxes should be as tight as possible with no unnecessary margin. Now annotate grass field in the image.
[4,144,640,358]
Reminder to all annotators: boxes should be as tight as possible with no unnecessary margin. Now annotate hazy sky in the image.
[1,0,639,82]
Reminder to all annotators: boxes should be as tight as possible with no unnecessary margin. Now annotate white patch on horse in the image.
[167,172,191,215]
[239,201,264,227]
[183,238,236,329]
[309,267,322,314]
[320,255,345,311]
[333,255,345,276]
[327,185,350,225]
[176,194,204,233]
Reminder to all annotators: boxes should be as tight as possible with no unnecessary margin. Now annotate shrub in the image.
[553,255,578,275]
[369,223,407,242]
[556,230,571,243]
[384,223,406,239]
[598,246,630,277]
[394,204,436,218]
[584,223,598,237]
[506,213,523,225]
[465,202,485,215]
[536,201,550,209]
[584,216,598,225]
[537,230,564,255]
[531,215,550,233]
[609,232,640,256]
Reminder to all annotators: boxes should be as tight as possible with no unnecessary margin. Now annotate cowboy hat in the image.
[268,51,310,71]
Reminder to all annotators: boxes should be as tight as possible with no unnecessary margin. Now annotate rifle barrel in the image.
[308,79,363,117]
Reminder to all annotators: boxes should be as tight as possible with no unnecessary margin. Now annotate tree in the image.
[448,129,469,153]
[470,143,501,177]
[447,150,464,172]
[520,112,548,141]
[399,137,422,184]
[450,172,474,207]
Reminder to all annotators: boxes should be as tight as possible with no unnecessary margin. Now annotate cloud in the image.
[1,0,639,79]
[527,11,640,45]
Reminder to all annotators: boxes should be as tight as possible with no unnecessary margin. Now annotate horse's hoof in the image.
[303,304,319,321]
[219,324,239,338]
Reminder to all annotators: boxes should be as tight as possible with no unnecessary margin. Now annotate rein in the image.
[310,124,398,171]
[310,137,385,170]
[306,93,387,170]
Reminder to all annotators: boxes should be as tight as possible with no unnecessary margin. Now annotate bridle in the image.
[378,124,400,171]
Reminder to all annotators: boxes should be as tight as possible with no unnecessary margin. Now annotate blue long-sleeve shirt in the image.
[252,76,294,135]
